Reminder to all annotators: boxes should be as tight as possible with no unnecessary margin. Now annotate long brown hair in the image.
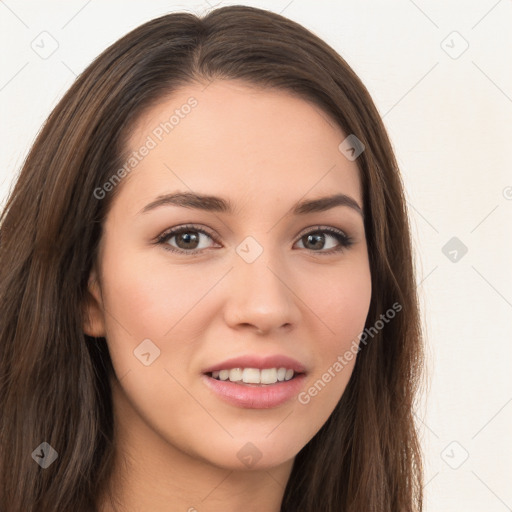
[0,5,424,511]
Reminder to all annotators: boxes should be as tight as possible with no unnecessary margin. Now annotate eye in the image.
[294,226,353,254]
[154,224,353,255]
[155,224,218,254]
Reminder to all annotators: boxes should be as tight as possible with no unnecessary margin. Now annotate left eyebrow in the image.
[138,191,364,218]
[292,193,363,218]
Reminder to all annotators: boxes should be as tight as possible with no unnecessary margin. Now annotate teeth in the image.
[243,368,261,384]
[260,368,277,384]
[209,367,297,384]
[229,368,243,382]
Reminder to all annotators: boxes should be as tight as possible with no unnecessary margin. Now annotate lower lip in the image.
[201,373,306,409]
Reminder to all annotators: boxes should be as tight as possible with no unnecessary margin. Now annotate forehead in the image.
[119,80,362,215]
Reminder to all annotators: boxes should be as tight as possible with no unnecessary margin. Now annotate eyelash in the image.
[154,223,354,256]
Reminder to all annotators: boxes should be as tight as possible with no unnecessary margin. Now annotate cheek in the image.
[97,245,202,386]
[305,260,372,342]
[101,246,219,342]
[294,261,371,419]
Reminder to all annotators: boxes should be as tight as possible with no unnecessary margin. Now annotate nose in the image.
[222,252,301,335]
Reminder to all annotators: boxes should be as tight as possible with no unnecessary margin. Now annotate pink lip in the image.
[201,354,307,374]
[201,373,307,409]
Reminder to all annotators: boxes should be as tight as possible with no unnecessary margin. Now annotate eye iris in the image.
[176,231,200,249]
[304,233,325,250]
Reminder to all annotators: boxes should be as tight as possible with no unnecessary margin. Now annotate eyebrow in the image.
[139,191,364,218]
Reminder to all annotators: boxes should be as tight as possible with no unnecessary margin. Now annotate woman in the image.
[0,5,424,511]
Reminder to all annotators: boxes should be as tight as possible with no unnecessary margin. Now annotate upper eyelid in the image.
[157,224,218,242]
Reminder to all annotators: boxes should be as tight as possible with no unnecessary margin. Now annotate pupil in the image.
[306,233,324,250]
[177,232,199,249]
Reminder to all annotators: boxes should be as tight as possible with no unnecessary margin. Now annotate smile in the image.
[202,371,306,409]
[208,367,296,384]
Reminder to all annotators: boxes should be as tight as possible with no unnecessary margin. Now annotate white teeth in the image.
[260,368,277,384]
[242,368,261,384]
[229,368,243,382]
[209,367,297,384]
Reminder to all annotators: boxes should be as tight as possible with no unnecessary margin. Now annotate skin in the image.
[83,79,372,512]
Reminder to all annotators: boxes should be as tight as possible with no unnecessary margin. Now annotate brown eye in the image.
[174,230,201,250]
[301,233,327,251]
[155,225,353,256]
[156,225,217,254]
[295,227,353,254]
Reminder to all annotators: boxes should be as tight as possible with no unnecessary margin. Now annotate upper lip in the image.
[202,354,307,374]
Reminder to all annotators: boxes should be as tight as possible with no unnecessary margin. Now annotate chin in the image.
[193,436,302,472]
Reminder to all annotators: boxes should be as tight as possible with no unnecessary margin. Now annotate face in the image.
[84,80,372,472]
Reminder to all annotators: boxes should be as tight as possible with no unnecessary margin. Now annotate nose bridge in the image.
[224,236,299,332]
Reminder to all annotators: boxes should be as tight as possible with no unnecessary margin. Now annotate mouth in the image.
[205,367,303,386]
[201,366,307,409]
[201,354,308,408]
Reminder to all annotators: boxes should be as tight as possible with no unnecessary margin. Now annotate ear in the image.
[82,267,107,338]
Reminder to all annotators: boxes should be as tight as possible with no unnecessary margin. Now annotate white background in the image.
[1,1,511,510]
